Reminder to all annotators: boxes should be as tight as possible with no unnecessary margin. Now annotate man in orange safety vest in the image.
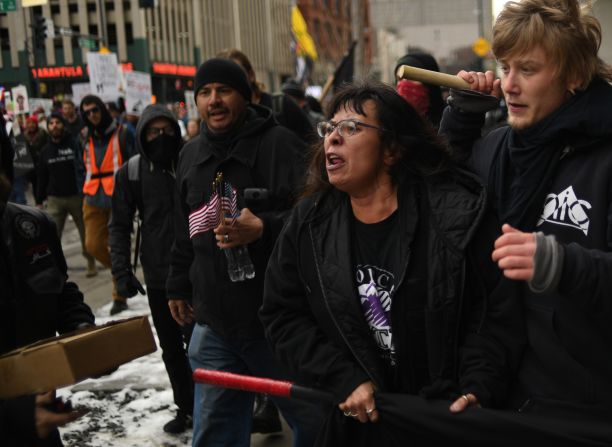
[78,95,134,315]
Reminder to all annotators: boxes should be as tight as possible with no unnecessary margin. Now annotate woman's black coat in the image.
[260,169,524,407]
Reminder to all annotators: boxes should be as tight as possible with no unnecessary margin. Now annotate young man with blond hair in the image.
[425,0,612,444]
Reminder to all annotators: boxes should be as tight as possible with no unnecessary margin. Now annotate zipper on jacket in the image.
[560,145,574,160]
[517,398,532,413]
[308,225,377,386]
[452,259,467,378]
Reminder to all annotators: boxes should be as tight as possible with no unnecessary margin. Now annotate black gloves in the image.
[116,273,146,299]
[447,88,500,114]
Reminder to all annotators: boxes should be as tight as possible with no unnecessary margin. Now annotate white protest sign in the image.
[87,52,121,102]
[3,91,13,114]
[11,85,29,114]
[71,82,92,105]
[125,71,152,115]
[29,98,54,116]
[184,90,198,120]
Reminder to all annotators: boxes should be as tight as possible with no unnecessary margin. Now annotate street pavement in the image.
[59,215,294,446]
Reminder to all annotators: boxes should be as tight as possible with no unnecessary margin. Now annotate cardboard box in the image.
[0,316,157,398]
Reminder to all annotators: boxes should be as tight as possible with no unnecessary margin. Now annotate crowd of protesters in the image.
[2,0,612,446]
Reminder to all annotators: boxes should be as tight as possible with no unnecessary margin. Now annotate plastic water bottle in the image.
[224,245,255,282]
[224,247,244,282]
[235,245,255,279]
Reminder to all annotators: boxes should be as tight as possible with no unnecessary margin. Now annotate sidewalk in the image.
[58,218,293,446]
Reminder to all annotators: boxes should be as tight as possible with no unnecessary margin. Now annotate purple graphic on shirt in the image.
[362,281,391,328]
[356,264,395,362]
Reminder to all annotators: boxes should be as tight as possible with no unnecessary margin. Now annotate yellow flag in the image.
[292,6,318,61]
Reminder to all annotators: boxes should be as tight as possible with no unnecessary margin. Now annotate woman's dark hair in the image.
[302,80,451,197]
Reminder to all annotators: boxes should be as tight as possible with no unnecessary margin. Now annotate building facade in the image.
[296,0,372,84]
[0,0,295,102]
[370,0,612,84]
[370,0,494,83]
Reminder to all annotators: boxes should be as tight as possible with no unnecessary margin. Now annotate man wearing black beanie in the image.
[166,58,322,446]
[192,58,253,104]
[36,112,96,277]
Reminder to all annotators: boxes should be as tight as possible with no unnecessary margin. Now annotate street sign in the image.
[472,37,491,58]
[22,0,48,6]
[78,37,96,49]
[59,27,76,37]
[0,0,16,12]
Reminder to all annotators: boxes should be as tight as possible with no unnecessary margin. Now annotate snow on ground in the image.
[58,292,192,447]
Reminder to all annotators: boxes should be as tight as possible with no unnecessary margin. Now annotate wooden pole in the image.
[396,65,470,90]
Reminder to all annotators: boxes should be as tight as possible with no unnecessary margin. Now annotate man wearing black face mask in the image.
[109,104,194,434]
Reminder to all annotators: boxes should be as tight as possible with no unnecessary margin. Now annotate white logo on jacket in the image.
[537,185,591,235]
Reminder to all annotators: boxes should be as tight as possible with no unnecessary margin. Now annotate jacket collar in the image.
[306,183,420,388]
[192,104,275,167]
[308,182,418,304]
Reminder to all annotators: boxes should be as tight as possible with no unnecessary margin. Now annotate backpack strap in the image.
[271,93,285,116]
[128,153,140,182]
[127,154,142,272]
[127,154,144,216]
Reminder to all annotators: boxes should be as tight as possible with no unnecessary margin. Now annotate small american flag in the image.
[188,174,239,239]
[221,180,239,221]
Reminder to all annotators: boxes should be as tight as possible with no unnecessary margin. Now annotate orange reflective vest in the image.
[82,129,123,196]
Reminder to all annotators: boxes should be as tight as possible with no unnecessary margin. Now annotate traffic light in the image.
[31,15,55,48]
[33,15,46,48]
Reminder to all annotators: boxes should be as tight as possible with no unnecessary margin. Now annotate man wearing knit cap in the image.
[36,112,96,277]
[167,58,321,446]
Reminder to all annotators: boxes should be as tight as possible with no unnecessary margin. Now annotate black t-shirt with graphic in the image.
[351,209,401,369]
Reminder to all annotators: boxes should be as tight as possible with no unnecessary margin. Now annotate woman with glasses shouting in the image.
[260,81,523,445]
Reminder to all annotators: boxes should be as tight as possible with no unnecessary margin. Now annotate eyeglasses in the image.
[316,119,385,138]
[83,106,100,116]
[146,125,176,139]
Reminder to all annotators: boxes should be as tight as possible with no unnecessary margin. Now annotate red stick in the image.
[193,369,293,397]
[192,369,335,404]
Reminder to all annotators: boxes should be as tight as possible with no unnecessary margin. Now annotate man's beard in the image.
[0,173,11,213]
[50,129,64,141]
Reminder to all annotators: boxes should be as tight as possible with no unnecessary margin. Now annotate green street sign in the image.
[78,37,96,50]
[0,0,17,12]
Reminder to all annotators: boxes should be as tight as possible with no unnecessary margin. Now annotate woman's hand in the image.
[338,381,379,423]
[449,393,479,413]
